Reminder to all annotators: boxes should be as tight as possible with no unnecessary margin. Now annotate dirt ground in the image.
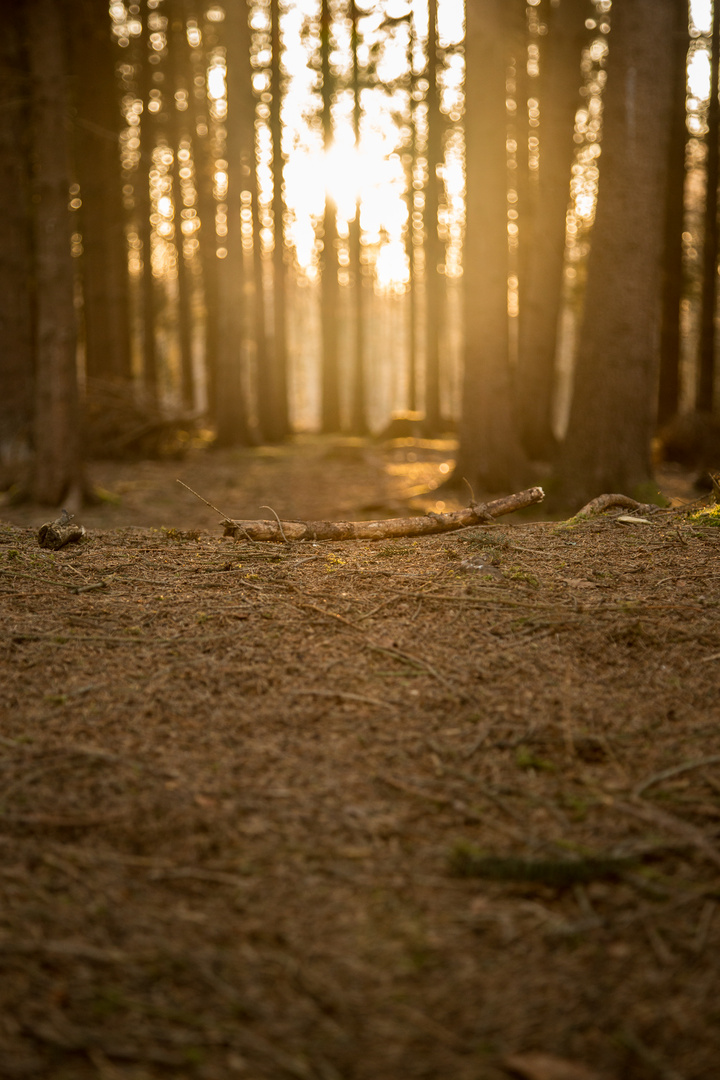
[1,438,719,1080]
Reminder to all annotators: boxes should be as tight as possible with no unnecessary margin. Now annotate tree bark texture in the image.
[73,0,132,384]
[215,0,253,446]
[657,3,691,426]
[29,0,82,504]
[517,0,588,460]
[454,0,526,493]
[555,0,676,505]
[0,10,34,487]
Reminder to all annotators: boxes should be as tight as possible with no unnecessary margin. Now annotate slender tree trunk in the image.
[697,0,720,411]
[138,0,160,404]
[516,0,587,460]
[319,0,341,432]
[267,0,290,441]
[73,0,132,385]
[29,0,83,504]
[0,11,34,488]
[167,2,196,409]
[452,0,526,494]
[657,3,691,426]
[554,0,676,507]
[215,0,253,446]
[347,0,368,435]
[422,0,443,435]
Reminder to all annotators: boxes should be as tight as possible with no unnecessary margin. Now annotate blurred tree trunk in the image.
[215,0,253,446]
[73,0,132,385]
[319,0,341,432]
[266,0,290,441]
[138,0,161,404]
[422,0,443,435]
[553,0,676,507]
[657,3,691,426]
[697,0,719,411]
[516,0,587,460]
[452,0,526,494]
[347,0,368,435]
[190,4,220,419]
[167,2,197,410]
[29,0,83,504]
[0,11,34,489]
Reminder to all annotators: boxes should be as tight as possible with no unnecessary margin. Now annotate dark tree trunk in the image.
[0,11,34,488]
[137,0,161,404]
[554,0,676,507]
[452,0,526,494]
[697,0,720,411]
[516,0,588,460]
[28,0,83,504]
[657,3,691,426]
[73,0,132,385]
[422,0,443,435]
[167,2,197,410]
[266,0,290,441]
[347,0,368,435]
[215,0,253,446]
[319,0,341,433]
[190,4,220,419]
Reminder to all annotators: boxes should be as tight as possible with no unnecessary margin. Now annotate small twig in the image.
[176,479,229,520]
[633,755,720,798]
[259,505,290,542]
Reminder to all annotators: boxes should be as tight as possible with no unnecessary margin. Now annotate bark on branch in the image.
[222,486,545,542]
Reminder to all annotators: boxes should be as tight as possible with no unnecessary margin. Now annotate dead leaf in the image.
[501,1051,604,1080]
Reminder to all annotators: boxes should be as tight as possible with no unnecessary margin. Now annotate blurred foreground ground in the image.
[0,441,718,1079]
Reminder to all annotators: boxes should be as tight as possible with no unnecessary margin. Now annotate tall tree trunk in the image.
[697,0,720,411]
[267,0,290,441]
[29,0,83,504]
[422,0,443,435]
[451,0,526,495]
[516,0,587,460]
[138,0,160,404]
[554,0,676,507]
[0,11,34,489]
[73,0,132,385]
[319,0,341,432]
[347,0,368,435]
[215,0,253,446]
[657,3,691,426]
[167,2,197,410]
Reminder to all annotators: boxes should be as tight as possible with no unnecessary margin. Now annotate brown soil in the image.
[1,440,719,1080]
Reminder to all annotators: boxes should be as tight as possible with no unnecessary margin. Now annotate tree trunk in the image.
[452,0,526,494]
[73,0,132,384]
[266,0,290,442]
[553,0,676,507]
[697,0,720,411]
[29,0,83,504]
[0,10,34,489]
[167,2,197,410]
[422,0,443,435]
[347,0,369,436]
[137,0,160,404]
[215,0,253,446]
[657,3,691,426]
[516,0,587,460]
[319,0,341,433]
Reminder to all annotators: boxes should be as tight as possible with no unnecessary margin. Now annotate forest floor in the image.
[1,437,719,1080]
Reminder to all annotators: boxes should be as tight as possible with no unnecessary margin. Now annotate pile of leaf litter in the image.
[0,497,719,1080]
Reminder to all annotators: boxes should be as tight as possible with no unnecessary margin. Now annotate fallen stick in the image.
[220,486,545,542]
